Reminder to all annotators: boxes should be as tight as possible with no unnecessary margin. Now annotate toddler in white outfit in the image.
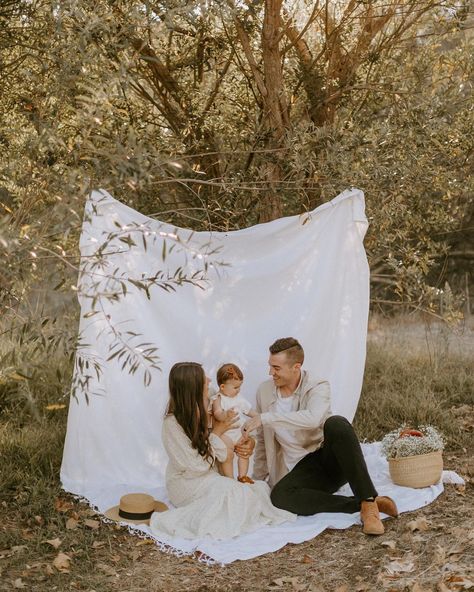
[211,363,258,483]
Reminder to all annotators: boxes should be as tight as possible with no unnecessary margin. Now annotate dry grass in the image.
[1,316,473,591]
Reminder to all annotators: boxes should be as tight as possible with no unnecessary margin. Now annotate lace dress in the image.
[149,415,295,540]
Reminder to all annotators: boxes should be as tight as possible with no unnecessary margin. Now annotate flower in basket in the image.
[381,425,445,460]
[381,425,445,488]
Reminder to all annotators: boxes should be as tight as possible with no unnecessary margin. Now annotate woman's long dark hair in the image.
[167,362,213,464]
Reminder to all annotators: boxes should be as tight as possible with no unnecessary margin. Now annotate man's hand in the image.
[242,414,262,434]
[234,436,255,459]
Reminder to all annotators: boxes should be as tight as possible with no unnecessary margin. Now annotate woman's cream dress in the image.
[149,415,295,540]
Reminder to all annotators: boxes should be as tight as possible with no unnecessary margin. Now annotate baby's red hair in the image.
[217,363,243,386]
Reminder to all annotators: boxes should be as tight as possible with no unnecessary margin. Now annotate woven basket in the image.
[388,450,443,488]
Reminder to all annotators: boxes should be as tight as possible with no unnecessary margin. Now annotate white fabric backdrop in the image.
[61,187,370,495]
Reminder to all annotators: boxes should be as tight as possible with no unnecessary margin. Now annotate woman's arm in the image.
[162,416,227,473]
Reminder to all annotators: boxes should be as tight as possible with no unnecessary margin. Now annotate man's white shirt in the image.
[273,391,308,471]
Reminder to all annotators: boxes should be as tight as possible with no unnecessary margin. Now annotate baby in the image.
[211,363,258,484]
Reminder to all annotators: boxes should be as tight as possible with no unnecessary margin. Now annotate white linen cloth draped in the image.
[61,187,370,496]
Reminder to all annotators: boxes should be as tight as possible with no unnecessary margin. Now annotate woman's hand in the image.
[235,436,255,460]
[211,409,239,437]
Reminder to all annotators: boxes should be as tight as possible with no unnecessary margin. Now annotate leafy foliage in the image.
[0,0,473,399]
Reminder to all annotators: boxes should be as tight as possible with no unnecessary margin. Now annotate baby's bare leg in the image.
[218,434,235,478]
[237,455,249,479]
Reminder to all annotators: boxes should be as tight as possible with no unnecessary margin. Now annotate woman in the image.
[150,362,295,540]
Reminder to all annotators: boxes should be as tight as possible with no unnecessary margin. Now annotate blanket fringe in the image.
[65,491,218,565]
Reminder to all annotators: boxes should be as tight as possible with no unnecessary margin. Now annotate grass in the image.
[0,317,473,591]
[354,342,474,448]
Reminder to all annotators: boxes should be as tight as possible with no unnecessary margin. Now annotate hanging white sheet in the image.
[61,186,377,560]
[62,187,369,493]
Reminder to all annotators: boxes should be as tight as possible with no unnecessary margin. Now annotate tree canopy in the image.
[0,0,473,388]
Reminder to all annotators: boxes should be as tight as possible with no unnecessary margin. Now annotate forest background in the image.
[0,1,473,591]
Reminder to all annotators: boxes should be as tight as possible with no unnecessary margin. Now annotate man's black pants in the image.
[270,415,378,515]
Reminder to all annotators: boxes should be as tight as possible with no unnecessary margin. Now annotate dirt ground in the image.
[2,448,473,592]
[116,456,474,592]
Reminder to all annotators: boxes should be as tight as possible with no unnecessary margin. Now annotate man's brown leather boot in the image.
[360,500,385,535]
[375,496,399,517]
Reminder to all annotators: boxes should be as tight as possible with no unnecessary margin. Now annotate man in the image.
[242,337,398,535]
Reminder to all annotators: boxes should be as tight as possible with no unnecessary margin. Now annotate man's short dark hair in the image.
[269,338,304,365]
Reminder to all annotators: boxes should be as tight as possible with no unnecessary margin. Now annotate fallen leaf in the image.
[34,515,44,525]
[25,561,44,570]
[45,404,66,410]
[84,519,100,529]
[44,538,62,549]
[411,583,427,592]
[454,484,466,496]
[92,541,105,549]
[308,585,325,592]
[13,579,26,589]
[11,545,27,554]
[53,552,71,573]
[445,574,474,589]
[434,544,446,565]
[65,517,79,530]
[272,577,305,590]
[135,539,154,546]
[79,508,96,517]
[21,528,34,540]
[54,498,74,513]
[386,557,415,575]
[407,517,429,532]
[448,545,464,561]
[381,540,397,550]
[44,564,54,576]
[301,554,313,563]
[449,527,470,538]
[96,562,117,577]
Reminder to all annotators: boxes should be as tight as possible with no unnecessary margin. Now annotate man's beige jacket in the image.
[252,370,332,488]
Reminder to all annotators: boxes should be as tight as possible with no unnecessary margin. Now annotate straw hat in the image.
[105,493,168,525]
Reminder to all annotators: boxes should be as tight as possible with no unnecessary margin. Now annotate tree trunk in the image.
[258,0,289,222]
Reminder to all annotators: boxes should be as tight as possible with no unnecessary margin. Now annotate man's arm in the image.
[251,388,269,481]
[261,380,331,430]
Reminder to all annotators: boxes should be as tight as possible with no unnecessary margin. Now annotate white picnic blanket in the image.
[72,443,459,564]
